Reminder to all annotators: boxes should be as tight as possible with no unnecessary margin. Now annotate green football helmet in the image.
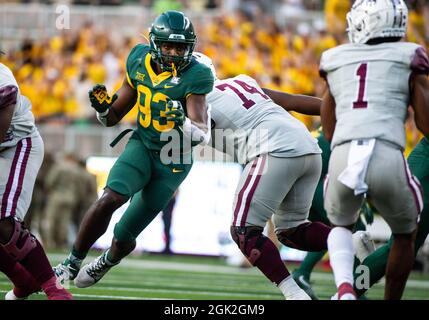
[149,10,197,74]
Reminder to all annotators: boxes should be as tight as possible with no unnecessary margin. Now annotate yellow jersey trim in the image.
[126,72,135,89]
[144,53,171,87]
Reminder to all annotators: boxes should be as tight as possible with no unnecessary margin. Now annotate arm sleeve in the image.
[411,46,429,76]
[0,85,18,109]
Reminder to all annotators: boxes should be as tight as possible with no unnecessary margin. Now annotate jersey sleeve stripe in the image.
[411,47,429,76]
[126,72,135,89]
[0,85,18,109]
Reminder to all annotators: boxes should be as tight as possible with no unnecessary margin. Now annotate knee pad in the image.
[1,219,36,261]
[276,222,315,250]
[230,226,266,265]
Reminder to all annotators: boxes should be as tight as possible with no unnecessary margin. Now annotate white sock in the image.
[327,227,355,288]
[278,275,311,300]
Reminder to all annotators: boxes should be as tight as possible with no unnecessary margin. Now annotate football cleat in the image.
[352,231,375,263]
[292,271,319,300]
[74,252,117,288]
[53,259,80,285]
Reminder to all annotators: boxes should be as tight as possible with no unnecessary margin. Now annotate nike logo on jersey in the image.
[164,84,175,89]
[172,168,184,173]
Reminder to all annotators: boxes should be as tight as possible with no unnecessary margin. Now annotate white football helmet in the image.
[193,52,218,80]
[347,0,408,44]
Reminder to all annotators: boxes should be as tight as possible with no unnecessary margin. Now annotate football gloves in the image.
[88,84,118,113]
[165,100,185,126]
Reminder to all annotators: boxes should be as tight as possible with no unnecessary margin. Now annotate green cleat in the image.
[292,271,319,300]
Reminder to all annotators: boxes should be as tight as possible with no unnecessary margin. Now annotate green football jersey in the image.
[126,44,214,151]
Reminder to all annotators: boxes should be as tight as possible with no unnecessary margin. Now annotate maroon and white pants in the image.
[0,133,44,221]
[232,153,322,231]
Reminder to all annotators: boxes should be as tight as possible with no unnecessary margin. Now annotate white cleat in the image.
[5,290,24,300]
[352,231,375,263]
[74,252,117,288]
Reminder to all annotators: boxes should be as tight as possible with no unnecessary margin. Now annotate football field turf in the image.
[0,252,428,300]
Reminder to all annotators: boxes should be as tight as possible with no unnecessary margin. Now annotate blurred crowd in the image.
[1,0,429,152]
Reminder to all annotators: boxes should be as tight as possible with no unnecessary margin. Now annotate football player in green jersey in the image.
[53,10,214,288]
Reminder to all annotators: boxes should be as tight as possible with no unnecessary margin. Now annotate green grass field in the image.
[1,252,428,300]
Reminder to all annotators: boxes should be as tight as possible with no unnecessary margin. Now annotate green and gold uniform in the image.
[108,44,213,241]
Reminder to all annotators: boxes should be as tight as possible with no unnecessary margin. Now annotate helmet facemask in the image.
[150,35,196,74]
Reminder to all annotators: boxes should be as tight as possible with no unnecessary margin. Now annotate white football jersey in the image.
[320,42,429,150]
[208,74,321,164]
[0,63,37,148]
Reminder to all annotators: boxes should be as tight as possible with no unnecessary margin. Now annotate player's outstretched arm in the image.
[92,77,137,127]
[320,86,336,142]
[0,85,17,142]
[262,88,322,115]
[410,74,429,138]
